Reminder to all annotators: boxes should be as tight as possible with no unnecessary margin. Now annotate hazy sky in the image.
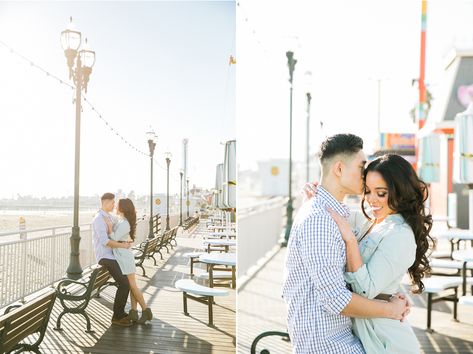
[0,1,235,198]
[238,0,473,170]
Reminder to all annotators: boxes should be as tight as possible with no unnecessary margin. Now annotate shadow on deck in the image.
[19,223,236,353]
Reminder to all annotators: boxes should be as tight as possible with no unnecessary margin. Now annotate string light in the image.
[236,1,271,56]
[0,39,74,90]
[0,38,214,186]
[82,95,150,157]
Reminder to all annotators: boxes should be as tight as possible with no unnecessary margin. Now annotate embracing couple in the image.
[92,193,154,326]
[283,134,433,353]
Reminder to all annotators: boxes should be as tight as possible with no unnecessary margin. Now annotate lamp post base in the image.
[282,201,294,247]
[66,226,83,279]
[148,218,154,239]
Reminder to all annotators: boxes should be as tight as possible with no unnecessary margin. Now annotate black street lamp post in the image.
[304,71,312,183]
[147,131,157,239]
[62,18,96,279]
[186,177,190,218]
[283,50,297,247]
[165,152,172,231]
[179,170,183,226]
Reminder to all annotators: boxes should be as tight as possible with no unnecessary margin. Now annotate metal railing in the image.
[237,197,287,279]
[0,215,160,309]
[0,225,93,308]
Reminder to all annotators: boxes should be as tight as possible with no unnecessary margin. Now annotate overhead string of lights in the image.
[81,96,149,157]
[1,38,175,174]
[0,39,150,156]
[1,38,210,186]
[236,1,271,57]
[0,39,75,90]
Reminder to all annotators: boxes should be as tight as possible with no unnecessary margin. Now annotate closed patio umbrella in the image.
[453,102,473,230]
[453,103,473,183]
[418,134,440,183]
[223,140,236,209]
[215,163,224,209]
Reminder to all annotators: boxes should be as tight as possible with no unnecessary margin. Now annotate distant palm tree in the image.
[410,79,433,123]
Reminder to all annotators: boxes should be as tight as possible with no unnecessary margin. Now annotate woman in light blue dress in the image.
[104,198,153,324]
[306,154,433,354]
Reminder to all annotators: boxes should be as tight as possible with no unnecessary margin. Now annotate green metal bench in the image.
[183,216,199,230]
[161,227,178,252]
[152,214,162,236]
[169,226,179,247]
[250,331,291,354]
[54,265,114,333]
[134,237,159,276]
[151,229,173,260]
[0,290,57,354]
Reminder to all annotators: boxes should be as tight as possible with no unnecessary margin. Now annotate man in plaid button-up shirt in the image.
[282,134,409,353]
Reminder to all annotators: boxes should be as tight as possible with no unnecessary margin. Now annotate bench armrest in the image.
[56,279,89,299]
[4,304,21,315]
[134,250,144,259]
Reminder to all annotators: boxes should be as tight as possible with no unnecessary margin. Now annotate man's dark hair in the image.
[101,193,115,202]
[318,134,363,162]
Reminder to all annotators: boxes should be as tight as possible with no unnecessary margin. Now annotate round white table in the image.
[207,225,235,230]
[431,229,473,258]
[207,231,237,239]
[432,229,473,241]
[208,216,224,221]
[200,252,236,266]
[203,239,236,253]
[199,253,236,288]
[452,249,473,295]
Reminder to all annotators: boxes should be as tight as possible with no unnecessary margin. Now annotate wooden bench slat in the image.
[93,268,112,290]
[7,300,50,331]
[0,291,56,353]
[4,313,48,350]
[0,292,54,322]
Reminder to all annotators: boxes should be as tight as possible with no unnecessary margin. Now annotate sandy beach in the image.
[0,211,97,233]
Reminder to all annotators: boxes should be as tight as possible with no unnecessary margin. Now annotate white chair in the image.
[175,279,228,326]
[423,276,473,332]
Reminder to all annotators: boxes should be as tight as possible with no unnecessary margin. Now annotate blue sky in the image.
[0,1,235,198]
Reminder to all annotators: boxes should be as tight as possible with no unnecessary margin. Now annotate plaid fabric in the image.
[282,186,365,354]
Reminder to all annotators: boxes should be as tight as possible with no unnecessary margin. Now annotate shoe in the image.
[136,308,153,324]
[111,315,133,327]
[129,309,139,322]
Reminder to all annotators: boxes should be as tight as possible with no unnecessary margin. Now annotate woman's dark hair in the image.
[118,198,137,241]
[361,154,434,294]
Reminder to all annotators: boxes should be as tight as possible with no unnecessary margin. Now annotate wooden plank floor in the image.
[25,222,236,354]
[238,246,473,354]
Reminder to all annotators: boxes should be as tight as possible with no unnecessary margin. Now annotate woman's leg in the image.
[127,273,148,310]
[130,291,137,311]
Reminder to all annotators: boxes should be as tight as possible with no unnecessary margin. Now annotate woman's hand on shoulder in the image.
[103,216,113,235]
[301,181,318,202]
[326,207,357,243]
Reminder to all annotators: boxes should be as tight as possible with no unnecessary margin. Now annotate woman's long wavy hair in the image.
[360,154,434,294]
[118,198,137,241]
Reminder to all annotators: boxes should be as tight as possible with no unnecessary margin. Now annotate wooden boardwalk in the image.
[20,222,236,354]
[238,247,473,354]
